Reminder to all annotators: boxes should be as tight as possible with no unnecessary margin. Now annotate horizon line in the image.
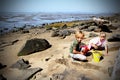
[0,11,119,14]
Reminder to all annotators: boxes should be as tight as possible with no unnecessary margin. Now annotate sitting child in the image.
[88,32,108,55]
[69,31,88,61]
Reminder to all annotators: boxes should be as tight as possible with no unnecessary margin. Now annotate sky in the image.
[0,0,120,13]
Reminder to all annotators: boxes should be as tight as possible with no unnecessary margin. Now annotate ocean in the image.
[0,12,112,31]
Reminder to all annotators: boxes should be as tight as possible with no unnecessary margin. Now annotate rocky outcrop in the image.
[92,17,109,25]
[79,20,112,32]
[11,59,31,69]
[18,38,51,56]
[10,59,43,80]
[111,49,120,80]
[52,69,91,80]
[51,29,75,38]
[19,68,43,80]
[87,26,98,31]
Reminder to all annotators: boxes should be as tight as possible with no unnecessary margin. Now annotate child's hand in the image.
[91,44,98,49]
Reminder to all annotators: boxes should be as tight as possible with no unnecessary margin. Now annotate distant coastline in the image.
[0,12,116,34]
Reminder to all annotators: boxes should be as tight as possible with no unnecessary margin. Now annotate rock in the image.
[51,29,73,38]
[51,30,59,37]
[17,68,43,80]
[111,49,120,80]
[52,69,92,80]
[88,26,98,31]
[93,17,109,25]
[61,24,67,29]
[78,21,99,31]
[52,73,64,80]
[117,27,120,31]
[0,74,7,80]
[11,59,31,69]
[11,39,19,45]
[99,25,112,32]
[108,66,113,77]
[77,74,91,80]
[37,77,51,80]
[18,27,24,31]
[94,28,101,32]
[46,27,52,30]
[89,33,98,37]
[0,49,4,52]
[108,34,120,42]
[58,30,71,37]
[18,38,51,56]
[68,29,75,34]
[22,30,29,34]
[79,25,88,30]
[0,63,6,69]
[52,27,59,31]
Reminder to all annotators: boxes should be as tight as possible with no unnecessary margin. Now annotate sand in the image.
[0,23,120,80]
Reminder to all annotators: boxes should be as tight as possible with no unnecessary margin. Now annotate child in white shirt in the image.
[88,32,108,55]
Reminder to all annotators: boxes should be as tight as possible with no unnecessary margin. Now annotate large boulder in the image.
[18,38,51,56]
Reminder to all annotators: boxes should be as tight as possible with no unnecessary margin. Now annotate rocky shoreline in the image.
[0,14,120,80]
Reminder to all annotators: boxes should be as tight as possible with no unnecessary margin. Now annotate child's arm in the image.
[91,43,98,49]
[105,45,108,55]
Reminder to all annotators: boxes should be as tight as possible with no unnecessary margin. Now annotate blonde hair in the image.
[75,30,84,38]
[100,32,106,37]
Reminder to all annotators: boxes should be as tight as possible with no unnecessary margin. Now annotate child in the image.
[69,31,88,60]
[88,32,108,55]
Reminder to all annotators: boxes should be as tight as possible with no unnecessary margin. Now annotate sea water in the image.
[0,12,112,31]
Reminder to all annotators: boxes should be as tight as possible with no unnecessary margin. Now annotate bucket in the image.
[92,50,102,62]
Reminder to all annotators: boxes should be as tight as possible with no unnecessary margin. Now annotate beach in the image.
[0,13,120,80]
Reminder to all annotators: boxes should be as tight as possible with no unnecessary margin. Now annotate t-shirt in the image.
[69,40,85,53]
[88,37,107,49]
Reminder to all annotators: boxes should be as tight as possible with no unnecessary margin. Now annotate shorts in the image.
[70,53,86,60]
